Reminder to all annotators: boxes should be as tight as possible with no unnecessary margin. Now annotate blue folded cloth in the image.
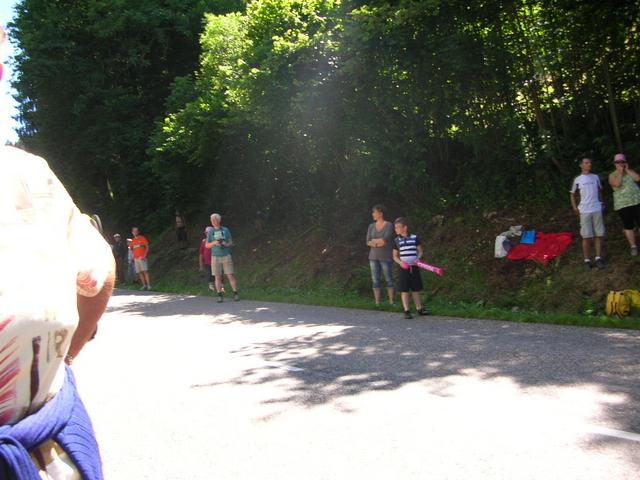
[0,366,103,479]
[520,230,536,245]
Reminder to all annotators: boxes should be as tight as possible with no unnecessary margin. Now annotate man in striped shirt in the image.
[393,217,429,319]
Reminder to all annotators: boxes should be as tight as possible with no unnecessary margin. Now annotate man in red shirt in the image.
[131,226,151,290]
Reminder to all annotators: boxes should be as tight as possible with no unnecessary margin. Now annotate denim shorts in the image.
[369,260,394,288]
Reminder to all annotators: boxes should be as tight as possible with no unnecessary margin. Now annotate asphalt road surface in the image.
[73,290,640,479]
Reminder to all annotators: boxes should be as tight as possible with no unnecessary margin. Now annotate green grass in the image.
[119,279,640,330]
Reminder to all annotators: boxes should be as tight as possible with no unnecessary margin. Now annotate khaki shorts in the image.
[211,255,234,276]
[580,211,605,239]
[134,258,148,273]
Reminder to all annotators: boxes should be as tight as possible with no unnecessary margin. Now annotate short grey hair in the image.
[210,213,221,222]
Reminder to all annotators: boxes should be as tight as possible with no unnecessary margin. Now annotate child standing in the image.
[393,217,429,319]
[571,157,605,269]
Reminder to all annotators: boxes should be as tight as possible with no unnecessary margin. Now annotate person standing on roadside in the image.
[199,226,215,292]
[608,153,640,256]
[112,233,129,283]
[570,158,605,269]
[366,204,395,306]
[393,217,429,319]
[205,213,239,302]
[175,210,187,249]
[127,238,136,283]
[131,226,151,290]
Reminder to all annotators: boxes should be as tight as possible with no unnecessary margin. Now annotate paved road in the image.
[73,290,640,479]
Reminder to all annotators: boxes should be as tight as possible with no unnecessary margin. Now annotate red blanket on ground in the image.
[506,232,573,264]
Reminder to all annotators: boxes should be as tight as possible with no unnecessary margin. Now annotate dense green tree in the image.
[11,0,640,229]
[11,0,244,226]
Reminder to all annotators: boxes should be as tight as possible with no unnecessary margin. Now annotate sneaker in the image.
[217,293,223,303]
[417,308,430,316]
[208,283,215,292]
[584,260,593,271]
[233,292,240,301]
[403,311,413,319]
[146,285,152,291]
[631,246,638,257]
[140,285,147,291]
[595,257,605,269]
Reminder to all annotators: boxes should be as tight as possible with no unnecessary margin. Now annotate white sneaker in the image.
[631,246,638,257]
[146,285,152,291]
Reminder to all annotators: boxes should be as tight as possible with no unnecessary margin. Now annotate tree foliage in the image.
[11,0,640,228]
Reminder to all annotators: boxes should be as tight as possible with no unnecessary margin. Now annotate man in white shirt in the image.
[570,157,605,269]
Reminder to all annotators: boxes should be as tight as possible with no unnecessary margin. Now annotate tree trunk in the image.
[602,55,623,152]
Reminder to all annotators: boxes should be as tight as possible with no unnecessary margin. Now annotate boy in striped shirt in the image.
[393,217,429,319]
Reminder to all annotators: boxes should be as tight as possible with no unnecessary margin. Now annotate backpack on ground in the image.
[605,290,640,317]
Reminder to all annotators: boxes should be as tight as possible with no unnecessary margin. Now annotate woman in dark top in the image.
[366,204,395,306]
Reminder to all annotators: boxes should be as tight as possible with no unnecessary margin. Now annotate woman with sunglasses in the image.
[608,153,640,256]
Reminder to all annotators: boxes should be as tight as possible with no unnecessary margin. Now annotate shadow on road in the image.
[110,290,640,444]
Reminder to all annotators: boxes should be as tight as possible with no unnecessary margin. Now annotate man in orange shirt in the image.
[131,226,151,290]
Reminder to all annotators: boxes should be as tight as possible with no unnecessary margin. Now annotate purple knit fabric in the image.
[0,366,103,479]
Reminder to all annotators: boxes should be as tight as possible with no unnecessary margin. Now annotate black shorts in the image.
[617,205,640,230]
[176,226,187,241]
[398,266,423,293]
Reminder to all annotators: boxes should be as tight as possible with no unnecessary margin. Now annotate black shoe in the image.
[584,260,593,271]
[233,292,240,301]
[404,310,413,319]
[595,257,605,269]
[417,308,430,316]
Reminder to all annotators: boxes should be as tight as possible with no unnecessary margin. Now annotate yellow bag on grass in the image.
[605,290,640,317]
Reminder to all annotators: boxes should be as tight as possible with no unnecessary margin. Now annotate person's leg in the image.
[120,259,128,283]
[592,211,604,266]
[409,268,428,314]
[618,207,637,253]
[401,292,410,311]
[398,268,412,318]
[207,264,215,291]
[411,291,423,310]
[370,260,382,305]
[579,213,594,265]
[624,229,636,247]
[380,260,395,305]
[594,237,603,258]
[226,273,238,292]
[581,238,591,259]
[214,260,223,294]
[222,256,238,299]
[134,260,145,288]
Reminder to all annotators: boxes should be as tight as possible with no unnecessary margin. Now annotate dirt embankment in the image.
[146,207,640,315]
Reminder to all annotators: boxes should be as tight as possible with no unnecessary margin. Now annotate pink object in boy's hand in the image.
[400,261,410,270]
[413,259,444,276]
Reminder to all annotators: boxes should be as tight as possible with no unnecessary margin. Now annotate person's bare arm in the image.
[627,168,640,182]
[393,248,402,266]
[417,244,424,260]
[570,191,579,214]
[609,170,623,188]
[67,258,115,363]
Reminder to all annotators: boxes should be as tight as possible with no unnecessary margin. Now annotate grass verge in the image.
[118,280,640,331]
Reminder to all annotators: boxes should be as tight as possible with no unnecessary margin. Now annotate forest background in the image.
[8,0,640,322]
